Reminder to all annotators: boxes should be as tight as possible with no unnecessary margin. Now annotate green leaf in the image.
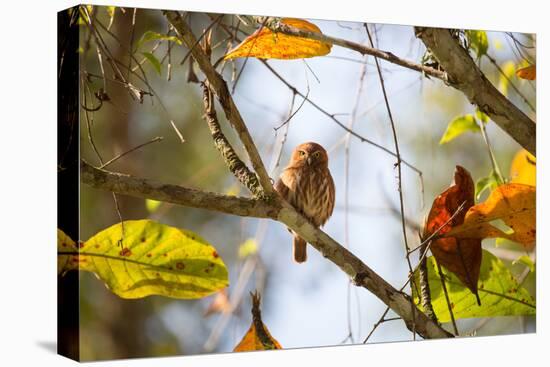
[57,220,229,299]
[145,198,162,213]
[475,170,500,200]
[413,250,535,322]
[475,109,489,124]
[138,30,182,49]
[466,30,489,59]
[238,238,258,259]
[513,255,535,273]
[142,52,162,75]
[439,114,480,144]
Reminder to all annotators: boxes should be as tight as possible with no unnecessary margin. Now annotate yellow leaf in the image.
[238,238,258,258]
[234,292,282,352]
[444,184,535,250]
[510,149,536,186]
[224,18,331,60]
[498,61,516,96]
[516,64,536,80]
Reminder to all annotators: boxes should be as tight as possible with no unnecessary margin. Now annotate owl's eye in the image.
[298,150,306,157]
[313,151,322,159]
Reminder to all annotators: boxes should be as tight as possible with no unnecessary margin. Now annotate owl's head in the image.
[289,142,329,168]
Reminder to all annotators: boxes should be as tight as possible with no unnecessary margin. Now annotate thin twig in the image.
[98,136,164,169]
[436,261,459,335]
[366,23,417,340]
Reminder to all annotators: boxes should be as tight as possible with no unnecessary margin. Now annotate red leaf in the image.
[424,166,482,302]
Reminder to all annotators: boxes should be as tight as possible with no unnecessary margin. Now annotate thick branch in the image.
[415,27,536,156]
[201,83,264,197]
[81,160,452,339]
[164,10,274,196]
[81,160,279,218]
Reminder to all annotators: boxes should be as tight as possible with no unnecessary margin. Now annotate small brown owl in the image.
[274,142,335,263]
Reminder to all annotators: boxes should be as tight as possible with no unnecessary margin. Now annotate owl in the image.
[274,142,335,263]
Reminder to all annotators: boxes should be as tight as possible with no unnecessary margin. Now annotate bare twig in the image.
[165,11,273,196]
[366,23,417,339]
[98,136,164,169]
[436,261,459,335]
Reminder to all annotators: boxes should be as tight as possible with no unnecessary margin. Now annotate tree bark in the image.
[415,27,536,156]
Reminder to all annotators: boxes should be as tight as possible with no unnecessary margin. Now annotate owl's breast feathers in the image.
[275,166,335,227]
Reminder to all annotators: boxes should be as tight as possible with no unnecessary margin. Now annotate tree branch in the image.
[252,17,447,81]
[164,10,274,196]
[415,27,536,156]
[81,160,279,219]
[81,159,453,340]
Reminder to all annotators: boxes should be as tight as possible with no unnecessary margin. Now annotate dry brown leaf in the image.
[424,166,482,301]
[224,18,331,60]
[445,184,536,250]
[233,292,282,352]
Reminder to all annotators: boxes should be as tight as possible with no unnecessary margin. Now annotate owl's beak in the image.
[307,156,313,166]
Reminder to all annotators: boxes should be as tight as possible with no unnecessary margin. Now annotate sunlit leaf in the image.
[58,220,229,299]
[475,170,500,200]
[475,109,489,124]
[239,238,259,259]
[224,18,332,60]
[234,292,282,351]
[424,166,481,298]
[516,64,536,80]
[510,149,536,186]
[513,255,535,273]
[145,198,162,213]
[445,184,536,250]
[414,250,536,322]
[57,228,78,275]
[439,114,480,144]
[498,61,516,96]
[138,30,182,49]
[142,52,162,75]
[466,30,489,59]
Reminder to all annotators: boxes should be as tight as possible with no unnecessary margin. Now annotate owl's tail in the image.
[293,236,307,263]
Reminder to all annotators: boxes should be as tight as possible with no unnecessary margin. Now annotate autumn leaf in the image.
[57,220,229,299]
[423,166,482,301]
[224,18,331,60]
[444,184,536,250]
[234,292,282,352]
[510,149,536,186]
[516,64,536,80]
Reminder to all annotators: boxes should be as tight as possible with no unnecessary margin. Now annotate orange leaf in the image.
[233,292,282,352]
[445,184,536,250]
[516,64,536,80]
[510,149,536,186]
[424,166,482,301]
[224,18,331,60]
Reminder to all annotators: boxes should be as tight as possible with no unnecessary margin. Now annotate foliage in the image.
[224,18,331,60]
[439,114,481,144]
[466,30,489,59]
[423,166,481,297]
[58,220,229,299]
[445,183,536,250]
[414,250,535,323]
